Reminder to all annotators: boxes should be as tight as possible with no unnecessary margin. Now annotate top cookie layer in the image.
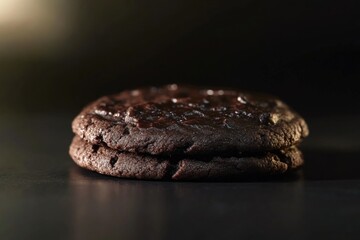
[72,85,309,155]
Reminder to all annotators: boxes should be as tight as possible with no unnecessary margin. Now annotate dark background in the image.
[1,0,360,117]
[1,2,360,239]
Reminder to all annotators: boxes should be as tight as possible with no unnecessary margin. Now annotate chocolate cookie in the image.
[72,85,308,156]
[69,136,303,180]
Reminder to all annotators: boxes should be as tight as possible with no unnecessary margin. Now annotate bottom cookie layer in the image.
[69,136,303,181]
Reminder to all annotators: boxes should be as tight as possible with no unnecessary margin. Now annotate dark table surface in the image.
[1,114,360,240]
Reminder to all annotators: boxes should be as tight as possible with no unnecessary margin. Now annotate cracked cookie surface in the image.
[72,85,309,156]
[69,136,304,180]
